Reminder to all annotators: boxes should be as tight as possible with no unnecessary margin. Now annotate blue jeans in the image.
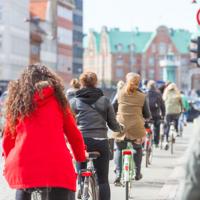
[16,188,75,200]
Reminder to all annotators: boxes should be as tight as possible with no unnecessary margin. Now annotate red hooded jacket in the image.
[2,87,86,191]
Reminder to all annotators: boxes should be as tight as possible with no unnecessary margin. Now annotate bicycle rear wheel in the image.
[82,175,99,200]
[125,181,130,200]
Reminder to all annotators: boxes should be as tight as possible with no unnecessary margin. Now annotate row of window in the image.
[114,42,170,55]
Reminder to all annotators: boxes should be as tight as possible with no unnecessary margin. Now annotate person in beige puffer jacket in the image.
[163,83,182,149]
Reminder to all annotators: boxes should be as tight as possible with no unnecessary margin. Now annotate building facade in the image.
[72,0,83,76]
[0,0,30,81]
[30,0,75,85]
[84,26,193,90]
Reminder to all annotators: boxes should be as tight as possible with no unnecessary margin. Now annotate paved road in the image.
[0,123,194,200]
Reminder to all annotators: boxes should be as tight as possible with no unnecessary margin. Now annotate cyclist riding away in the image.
[70,72,123,200]
[112,72,151,185]
[2,64,86,200]
[147,80,165,148]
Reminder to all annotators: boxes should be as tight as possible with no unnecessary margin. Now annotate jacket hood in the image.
[75,87,103,105]
[33,86,54,106]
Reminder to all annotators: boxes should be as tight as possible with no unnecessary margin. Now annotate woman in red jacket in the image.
[2,64,86,200]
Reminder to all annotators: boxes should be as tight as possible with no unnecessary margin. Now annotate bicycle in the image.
[144,121,154,168]
[169,121,176,155]
[121,140,136,200]
[78,151,100,200]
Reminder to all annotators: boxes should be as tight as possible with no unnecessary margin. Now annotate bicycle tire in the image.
[145,148,149,168]
[170,136,173,155]
[82,175,99,200]
[125,181,129,200]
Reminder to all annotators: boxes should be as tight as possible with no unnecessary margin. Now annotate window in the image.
[31,44,40,56]
[116,68,124,78]
[130,56,136,65]
[73,63,82,74]
[75,0,83,10]
[149,57,155,66]
[73,14,82,26]
[58,55,72,72]
[73,46,83,58]
[115,43,123,52]
[57,5,72,21]
[73,30,83,42]
[57,27,72,45]
[159,42,167,55]
[116,57,124,66]
[149,69,154,79]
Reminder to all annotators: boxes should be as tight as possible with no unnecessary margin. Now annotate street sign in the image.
[196,9,200,25]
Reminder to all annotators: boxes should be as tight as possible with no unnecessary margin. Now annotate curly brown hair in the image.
[5,64,68,135]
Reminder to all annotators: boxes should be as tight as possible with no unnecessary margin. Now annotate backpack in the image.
[148,93,159,112]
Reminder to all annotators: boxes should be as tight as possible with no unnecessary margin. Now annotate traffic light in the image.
[190,36,200,67]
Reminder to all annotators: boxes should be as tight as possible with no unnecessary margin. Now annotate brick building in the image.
[30,0,76,85]
[84,26,194,90]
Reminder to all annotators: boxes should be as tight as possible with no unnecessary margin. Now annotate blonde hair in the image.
[163,83,180,101]
[117,80,125,92]
[70,78,80,89]
[125,72,140,95]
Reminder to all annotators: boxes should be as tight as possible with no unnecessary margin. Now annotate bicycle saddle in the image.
[88,151,100,159]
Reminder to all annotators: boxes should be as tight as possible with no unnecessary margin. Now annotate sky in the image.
[83,0,199,33]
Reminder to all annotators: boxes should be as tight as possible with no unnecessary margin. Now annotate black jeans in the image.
[115,141,143,178]
[81,138,110,200]
[164,114,180,142]
[152,118,161,145]
[16,188,75,200]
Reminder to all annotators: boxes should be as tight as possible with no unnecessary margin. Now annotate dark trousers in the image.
[153,119,161,145]
[164,114,180,142]
[81,138,110,200]
[115,141,143,178]
[16,188,75,200]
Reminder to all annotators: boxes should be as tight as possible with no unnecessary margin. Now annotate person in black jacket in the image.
[147,80,165,147]
[70,72,123,200]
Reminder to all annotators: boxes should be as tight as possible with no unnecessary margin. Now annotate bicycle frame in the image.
[121,141,136,200]
[79,152,99,200]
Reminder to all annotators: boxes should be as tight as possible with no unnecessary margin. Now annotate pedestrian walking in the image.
[112,72,151,185]
[2,64,86,200]
[70,71,123,200]
[147,80,165,147]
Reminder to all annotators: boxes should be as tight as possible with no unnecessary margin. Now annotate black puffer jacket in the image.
[70,87,122,138]
[147,89,165,119]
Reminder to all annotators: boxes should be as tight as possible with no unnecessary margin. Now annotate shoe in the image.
[135,174,143,181]
[114,177,122,186]
[164,143,169,151]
